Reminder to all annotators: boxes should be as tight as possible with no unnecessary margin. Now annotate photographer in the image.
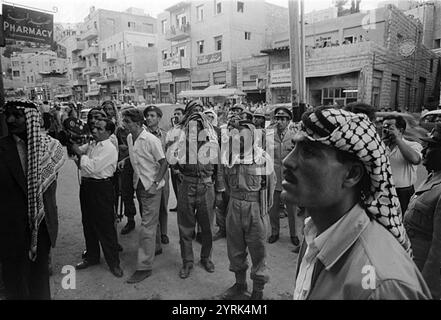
[382,115,422,215]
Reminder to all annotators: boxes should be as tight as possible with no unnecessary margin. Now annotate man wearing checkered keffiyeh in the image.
[0,101,65,300]
[284,106,431,300]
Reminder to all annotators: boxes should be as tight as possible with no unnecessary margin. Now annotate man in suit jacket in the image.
[0,101,65,300]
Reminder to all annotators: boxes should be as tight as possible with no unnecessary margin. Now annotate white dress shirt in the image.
[293,213,345,300]
[387,138,422,188]
[127,129,165,190]
[79,138,118,179]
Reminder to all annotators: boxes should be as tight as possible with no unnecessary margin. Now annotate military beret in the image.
[143,105,163,118]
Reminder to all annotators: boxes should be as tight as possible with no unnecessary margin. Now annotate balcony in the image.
[71,79,87,86]
[165,23,191,41]
[96,73,122,84]
[83,66,101,76]
[105,52,119,62]
[163,55,190,72]
[81,28,98,41]
[72,41,85,52]
[72,60,86,70]
[82,45,99,56]
[432,48,441,56]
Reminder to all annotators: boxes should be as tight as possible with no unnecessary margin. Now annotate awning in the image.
[191,81,210,88]
[85,90,100,97]
[178,87,246,98]
[306,67,362,78]
[269,83,291,89]
[55,94,72,98]
[205,84,226,90]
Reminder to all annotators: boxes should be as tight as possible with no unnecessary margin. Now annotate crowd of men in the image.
[1,98,440,300]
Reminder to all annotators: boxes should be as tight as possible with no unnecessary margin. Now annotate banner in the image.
[2,4,54,45]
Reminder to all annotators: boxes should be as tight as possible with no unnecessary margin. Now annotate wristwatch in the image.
[153,181,159,186]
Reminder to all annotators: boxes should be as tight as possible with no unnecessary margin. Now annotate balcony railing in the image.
[83,66,101,76]
[165,23,191,41]
[105,52,119,62]
[71,79,87,86]
[72,41,85,52]
[82,45,99,56]
[96,73,122,84]
[72,60,86,70]
[81,28,98,41]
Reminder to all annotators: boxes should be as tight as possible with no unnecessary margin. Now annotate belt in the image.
[182,176,212,184]
[230,191,260,202]
[396,185,414,190]
[82,177,112,183]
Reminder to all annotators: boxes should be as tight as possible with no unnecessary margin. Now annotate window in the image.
[197,5,204,21]
[245,32,251,40]
[390,74,400,110]
[237,1,244,12]
[213,71,226,84]
[343,36,353,44]
[13,70,20,77]
[215,1,222,14]
[162,50,168,60]
[128,21,136,28]
[397,33,403,41]
[176,14,187,28]
[435,39,441,49]
[197,40,204,54]
[405,78,412,110]
[372,70,383,108]
[178,46,186,58]
[148,43,154,47]
[119,41,124,50]
[93,21,97,29]
[215,36,222,51]
[161,20,167,34]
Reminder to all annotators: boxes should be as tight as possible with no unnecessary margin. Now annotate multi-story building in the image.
[154,0,288,103]
[76,6,157,102]
[10,51,69,100]
[261,4,440,112]
[304,7,338,24]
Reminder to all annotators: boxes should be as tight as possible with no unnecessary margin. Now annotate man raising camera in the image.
[382,115,422,215]
[70,118,123,278]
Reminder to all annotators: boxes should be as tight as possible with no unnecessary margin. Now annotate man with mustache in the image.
[282,106,430,299]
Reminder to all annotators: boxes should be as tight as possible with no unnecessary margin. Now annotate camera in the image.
[58,117,92,156]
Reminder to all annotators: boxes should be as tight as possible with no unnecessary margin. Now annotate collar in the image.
[315,204,370,271]
[148,126,162,136]
[303,215,343,264]
[415,171,441,194]
[134,129,149,142]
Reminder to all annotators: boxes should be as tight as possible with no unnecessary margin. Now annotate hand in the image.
[117,159,125,171]
[70,143,82,157]
[147,182,158,194]
[215,192,224,208]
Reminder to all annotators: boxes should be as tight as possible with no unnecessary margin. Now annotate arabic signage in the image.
[197,52,222,65]
[2,4,54,45]
[270,69,291,84]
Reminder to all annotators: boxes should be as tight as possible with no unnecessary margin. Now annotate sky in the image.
[0,0,382,23]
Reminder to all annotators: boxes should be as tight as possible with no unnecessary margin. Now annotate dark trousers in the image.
[43,113,51,130]
[159,173,170,235]
[80,179,120,269]
[396,185,415,216]
[170,168,179,207]
[121,161,137,219]
[1,222,51,300]
[216,191,230,234]
[177,179,214,264]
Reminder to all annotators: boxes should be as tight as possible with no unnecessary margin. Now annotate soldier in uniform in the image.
[167,100,225,279]
[144,106,170,246]
[253,108,266,130]
[220,119,275,300]
[267,107,296,244]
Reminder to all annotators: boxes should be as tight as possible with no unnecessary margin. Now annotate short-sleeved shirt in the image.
[127,129,165,190]
[79,139,118,179]
[387,138,422,188]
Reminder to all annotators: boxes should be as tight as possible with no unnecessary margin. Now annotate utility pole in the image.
[300,0,306,107]
[288,0,302,121]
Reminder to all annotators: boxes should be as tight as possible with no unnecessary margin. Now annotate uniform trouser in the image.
[121,161,137,219]
[396,185,415,217]
[80,180,120,269]
[269,190,282,236]
[227,197,270,291]
[159,171,170,236]
[215,191,230,235]
[136,182,162,271]
[177,179,214,264]
[287,204,306,241]
[1,222,51,300]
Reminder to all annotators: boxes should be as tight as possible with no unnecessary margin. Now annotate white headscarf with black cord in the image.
[298,107,412,254]
[5,101,65,261]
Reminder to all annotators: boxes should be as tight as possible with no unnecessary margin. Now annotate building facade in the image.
[262,4,440,111]
[154,0,288,103]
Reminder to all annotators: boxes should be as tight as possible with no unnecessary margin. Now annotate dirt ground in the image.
[50,158,299,300]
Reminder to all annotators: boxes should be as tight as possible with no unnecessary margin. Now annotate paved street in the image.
[50,154,298,300]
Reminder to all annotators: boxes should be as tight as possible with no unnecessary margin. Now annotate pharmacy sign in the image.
[2,4,53,45]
